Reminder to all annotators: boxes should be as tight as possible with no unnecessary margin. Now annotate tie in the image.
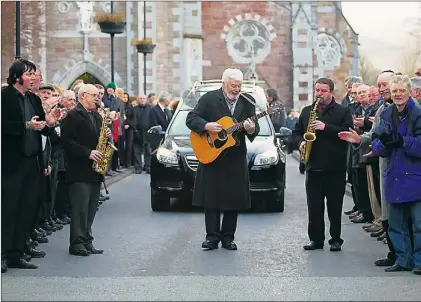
[164,108,170,121]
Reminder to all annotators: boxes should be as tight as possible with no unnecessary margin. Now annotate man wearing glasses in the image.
[415,65,421,77]
[61,84,111,257]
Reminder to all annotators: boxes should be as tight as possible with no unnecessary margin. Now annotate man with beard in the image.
[186,68,259,251]
[338,70,397,267]
[292,78,353,252]
[1,59,61,272]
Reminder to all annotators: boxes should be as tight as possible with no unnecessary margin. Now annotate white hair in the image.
[222,68,243,83]
[61,90,75,100]
[77,84,96,99]
[158,91,172,102]
[410,77,421,89]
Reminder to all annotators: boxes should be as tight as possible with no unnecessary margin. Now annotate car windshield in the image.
[168,110,272,137]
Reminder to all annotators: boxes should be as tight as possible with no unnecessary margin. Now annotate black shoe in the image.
[87,248,104,254]
[25,248,46,258]
[351,215,372,223]
[22,253,32,262]
[221,241,237,250]
[7,258,38,269]
[36,236,49,244]
[330,242,342,252]
[374,257,395,267]
[376,233,386,241]
[1,260,7,273]
[69,248,90,256]
[344,209,355,215]
[413,267,421,275]
[384,264,412,272]
[370,229,385,238]
[37,227,52,236]
[303,241,324,250]
[201,240,218,250]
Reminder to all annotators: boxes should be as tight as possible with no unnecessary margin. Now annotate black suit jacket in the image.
[1,85,53,175]
[60,103,104,183]
[148,104,171,131]
[292,98,353,172]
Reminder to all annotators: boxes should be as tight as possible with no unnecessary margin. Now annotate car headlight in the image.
[254,149,278,166]
[156,147,178,165]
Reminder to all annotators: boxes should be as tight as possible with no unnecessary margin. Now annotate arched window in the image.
[68,72,104,89]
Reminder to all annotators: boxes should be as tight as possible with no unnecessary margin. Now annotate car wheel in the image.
[267,189,284,212]
[151,188,170,211]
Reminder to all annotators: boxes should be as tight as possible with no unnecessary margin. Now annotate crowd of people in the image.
[290,66,421,275]
[337,68,421,274]
[1,58,179,273]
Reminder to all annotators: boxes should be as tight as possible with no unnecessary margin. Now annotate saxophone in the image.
[92,105,118,175]
[300,97,321,164]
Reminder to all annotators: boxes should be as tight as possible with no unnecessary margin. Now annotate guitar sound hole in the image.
[217,130,228,141]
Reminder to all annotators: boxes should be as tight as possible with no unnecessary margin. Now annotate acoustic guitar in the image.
[190,105,282,164]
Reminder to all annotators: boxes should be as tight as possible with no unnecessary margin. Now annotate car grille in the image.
[156,181,183,189]
[250,182,278,191]
[185,155,199,171]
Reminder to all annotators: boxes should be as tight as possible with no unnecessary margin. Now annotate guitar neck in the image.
[227,111,268,134]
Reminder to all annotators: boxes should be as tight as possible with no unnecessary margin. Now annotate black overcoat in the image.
[186,88,260,210]
[60,103,104,184]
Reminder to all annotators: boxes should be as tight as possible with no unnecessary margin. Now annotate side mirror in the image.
[148,125,164,135]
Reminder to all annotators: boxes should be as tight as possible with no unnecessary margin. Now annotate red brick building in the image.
[1,1,358,110]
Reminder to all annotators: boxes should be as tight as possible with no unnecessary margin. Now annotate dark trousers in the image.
[133,141,151,171]
[69,182,101,250]
[204,208,238,243]
[55,172,71,218]
[1,157,40,261]
[306,170,346,245]
[48,160,59,218]
[111,145,119,170]
[118,135,125,167]
[370,162,382,208]
[382,219,396,261]
[124,128,134,167]
[352,167,374,220]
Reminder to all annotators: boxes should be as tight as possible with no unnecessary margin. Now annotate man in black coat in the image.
[61,84,111,257]
[1,59,61,272]
[148,91,173,151]
[133,95,152,173]
[292,78,353,252]
[186,68,260,251]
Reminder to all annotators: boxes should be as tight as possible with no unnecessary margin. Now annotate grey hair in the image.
[77,83,97,99]
[222,68,243,83]
[352,82,363,89]
[158,91,172,102]
[409,76,421,89]
[389,75,412,92]
[61,90,75,100]
[345,76,363,86]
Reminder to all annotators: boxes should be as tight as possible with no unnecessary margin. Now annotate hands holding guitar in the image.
[205,122,222,133]
[243,118,256,134]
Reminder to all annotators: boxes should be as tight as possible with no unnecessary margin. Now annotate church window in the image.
[316,33,343,69]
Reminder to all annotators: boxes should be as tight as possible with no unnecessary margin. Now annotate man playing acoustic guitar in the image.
[186,68,260,251]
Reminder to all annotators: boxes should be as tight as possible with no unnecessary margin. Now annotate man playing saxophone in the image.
[61,84,112,257]
[292,78,353,252]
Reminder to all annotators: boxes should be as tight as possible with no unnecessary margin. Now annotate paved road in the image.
[2,155,419,301]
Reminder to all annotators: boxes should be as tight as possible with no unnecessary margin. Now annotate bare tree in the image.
[359,54,380,86]
[398,40,421,76]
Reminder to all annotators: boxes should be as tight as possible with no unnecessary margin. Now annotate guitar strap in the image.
[240,92,265,111]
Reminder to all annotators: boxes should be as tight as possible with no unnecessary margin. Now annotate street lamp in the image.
[133,1,155,95]
[96,1,126,82]
[15,1,21,60]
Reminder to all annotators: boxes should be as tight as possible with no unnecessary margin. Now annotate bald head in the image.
[377,72,394,101]
[357,84,370,106]
[78,84,99,111]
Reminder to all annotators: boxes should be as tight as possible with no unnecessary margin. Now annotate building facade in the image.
[1,1,358,110]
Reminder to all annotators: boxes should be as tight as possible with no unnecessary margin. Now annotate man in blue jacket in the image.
[371,74,421,275]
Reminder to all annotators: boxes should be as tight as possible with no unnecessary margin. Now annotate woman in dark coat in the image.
[186,68,260,251]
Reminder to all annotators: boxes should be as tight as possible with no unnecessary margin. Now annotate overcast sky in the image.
[341,2,421,70]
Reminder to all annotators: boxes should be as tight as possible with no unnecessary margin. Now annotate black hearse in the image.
[149,81,287,212]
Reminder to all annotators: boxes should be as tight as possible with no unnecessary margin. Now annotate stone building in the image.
[1,1,358,110]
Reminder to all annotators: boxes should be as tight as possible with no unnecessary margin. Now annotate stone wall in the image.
[201,2,293,109]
